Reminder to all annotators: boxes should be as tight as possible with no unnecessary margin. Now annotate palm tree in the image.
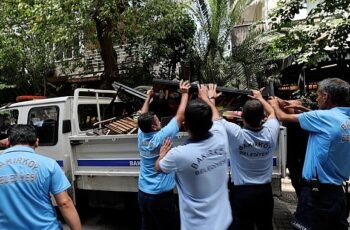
[190,0,261,85]
[229,29,282,89]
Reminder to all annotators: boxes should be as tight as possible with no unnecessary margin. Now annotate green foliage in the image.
[123,0,196,80]
[291,89,318,109]
[0,0,195,96]
[0,0,83,95]
[268,0,350,65]
[1,0,282,96]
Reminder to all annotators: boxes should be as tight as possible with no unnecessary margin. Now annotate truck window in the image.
[78,103,132,131]
[0,109,19,146]
[78,104,102,131]
[28,106,59,146]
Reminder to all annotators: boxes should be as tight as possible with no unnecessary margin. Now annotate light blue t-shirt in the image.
[298,107,350,185]
[223,118,280,185]
[137,117,179,194]
[160,120,232,230]
[0,146,70,230]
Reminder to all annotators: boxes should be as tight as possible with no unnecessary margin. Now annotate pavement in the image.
[63,176,348,230]
[273,177,298,230]
[273,177,350,230]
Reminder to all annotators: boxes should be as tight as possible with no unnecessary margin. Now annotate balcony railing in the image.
[54,45,142,82]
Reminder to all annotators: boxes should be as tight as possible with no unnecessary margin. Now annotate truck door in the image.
[27,105,70,171]
[27,104,75,202]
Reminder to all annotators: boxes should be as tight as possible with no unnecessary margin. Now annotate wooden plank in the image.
[104,124,123,133]
[93,117,116,127]
[124,117,137,123]
[122,118,138,127]
[117,120,134,129]
[108,123,127,132]
[110,121,129,132]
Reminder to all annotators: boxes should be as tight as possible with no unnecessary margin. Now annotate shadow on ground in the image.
[273,191,297,230]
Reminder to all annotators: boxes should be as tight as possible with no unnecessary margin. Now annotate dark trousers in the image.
[229,183,274,230]
[138,189,179,230]
[345,182,350,219]
[285,122,308,198]
[288,161,304,198]
[291,184,349,230]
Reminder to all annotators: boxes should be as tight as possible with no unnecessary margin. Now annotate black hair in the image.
[185,99,213,139]
[242,99,264,127]
[8,124,37,146]
[138,112,155,133]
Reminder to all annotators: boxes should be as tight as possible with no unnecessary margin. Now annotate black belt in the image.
[301,179,343,190]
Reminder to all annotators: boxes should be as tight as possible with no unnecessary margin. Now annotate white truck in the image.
[0,81,287,208]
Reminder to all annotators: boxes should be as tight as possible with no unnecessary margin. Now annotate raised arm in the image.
[174,80,191,125]
[197,84,221,120]
[54,191,82,230]
[283,100,311,113]
[140,89,153,114]
[249,89,275,119]
[269,97,299,123]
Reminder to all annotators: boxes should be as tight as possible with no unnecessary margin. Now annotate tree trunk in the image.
[93,12,119,89]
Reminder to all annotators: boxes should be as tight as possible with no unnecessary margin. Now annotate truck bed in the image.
[69,132,188,192]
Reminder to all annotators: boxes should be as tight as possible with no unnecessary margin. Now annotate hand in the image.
[284,100,302,107]
[197,84,209,101]
[275,97,288,108]
[207,84,221,99]
[160,138,172,158]
[248,89,263,100]
[146,88,154,98]
[282,99,304,114]
[268,96,279,107]
[284,104,311,113]
[179,80,191,94]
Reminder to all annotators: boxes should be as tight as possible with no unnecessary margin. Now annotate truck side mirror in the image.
[62,120,71,133]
